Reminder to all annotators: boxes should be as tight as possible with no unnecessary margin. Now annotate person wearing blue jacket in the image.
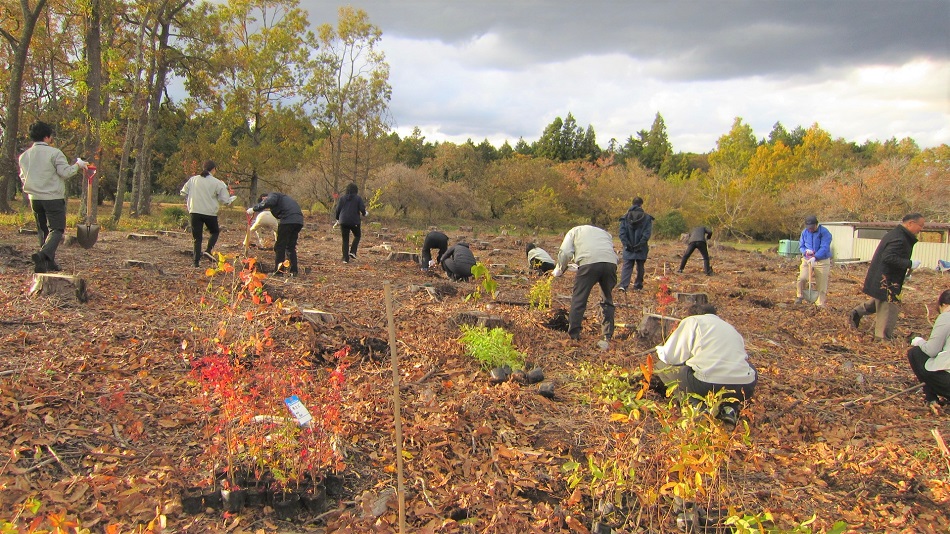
[248,192,304,276]
[618,197,653,291]
[333,183,367,263]
[795,215,833,307]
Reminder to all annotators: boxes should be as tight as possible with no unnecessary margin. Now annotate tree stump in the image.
[18,227,38,235]
[637,313,681,341]
[124,260,163,274]
[452,310,506,329]
[157,230,189,238]
[127,233,159,240]
[387,251,419,263]
[675,292,708,305]
[301,308,336,325]
[30,273,88,303]
[493,291,528,306]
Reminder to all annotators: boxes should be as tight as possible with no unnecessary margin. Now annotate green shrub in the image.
[653,210,688,239]
[161,206,189,228]
[458,325,524,371]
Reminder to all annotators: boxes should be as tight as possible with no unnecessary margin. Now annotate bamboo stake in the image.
[384,282,407,533]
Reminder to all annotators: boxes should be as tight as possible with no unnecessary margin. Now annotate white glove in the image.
[364,210,369,217]
[246,207,255,215]
[332,220,340,229]
[552,267,563,277]
[806,256,817,264]
[428,259,437,268]
[910,260,921,270]
[227,195,237,205]
[911,336,926,347]
[76,158,89,170]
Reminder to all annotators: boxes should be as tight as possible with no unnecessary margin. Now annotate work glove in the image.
[910,260,921,270]
[806,256,817,265]
[246,207,255,215]
[552,266,563,278]
[911,336,926,347]
[332,220,340,229]
[227,195,237,205]
[76,158,89,170]
[428,259,437,268]
[804,249,815,258]
[364,210,370,217]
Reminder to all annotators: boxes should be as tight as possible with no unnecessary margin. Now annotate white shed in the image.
[821,221,950,269]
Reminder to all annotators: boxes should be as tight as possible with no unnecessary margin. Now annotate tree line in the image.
[1,0,946,239]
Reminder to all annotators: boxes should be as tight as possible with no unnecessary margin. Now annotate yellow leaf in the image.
[609,413,628,422]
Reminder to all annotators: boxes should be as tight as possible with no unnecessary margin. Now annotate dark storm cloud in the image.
[303,0,949,81]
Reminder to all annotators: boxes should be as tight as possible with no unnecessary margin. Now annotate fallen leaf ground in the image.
[1,217,948,533]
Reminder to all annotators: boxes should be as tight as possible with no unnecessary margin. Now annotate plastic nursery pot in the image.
[301,484,327,513]
[489,365,512,384]
[202,487,223,510]
[538,382,555,399]
[272,492,302,520]
[525,368,544,384]
[221,488,247,513]
[245,485,269,508]
[181,487,204,515]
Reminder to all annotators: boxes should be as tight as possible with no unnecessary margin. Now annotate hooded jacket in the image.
[619,205,654,260]
[251,193,304,225]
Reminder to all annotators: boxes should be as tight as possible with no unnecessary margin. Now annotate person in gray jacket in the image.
[439,241,477,281]
[248,192,304,276]
[678,226,713,275]
[907,289,950,414]
[553,225,618,341]
[19,121,88,273]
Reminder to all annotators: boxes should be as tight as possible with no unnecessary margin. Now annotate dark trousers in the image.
[908,346,950,402]
[619,258,645,289]
[275,223,302,274]
[679,241,711,273]
[420,237,447,269]
[31,198,66,263]
[531,260,556,274]
[568,262,617,340]
[340,224,361,261]
[190,213,220,267]
[656,363,757,416]
[442,259,473,281]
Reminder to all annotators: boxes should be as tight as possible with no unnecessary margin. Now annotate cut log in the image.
[301,308,335,325]
[489,263,506,269]
[675,292,708,305]
[409,284,441,300]
[637,313,681,341]
[157,230,189,238]
[452,310,506,329]
[30,273,88,303]
[387,251,420,263]
[18,227,38,235]
[127,233,159,240]
[124,260,163,274]
[370,244,393,253]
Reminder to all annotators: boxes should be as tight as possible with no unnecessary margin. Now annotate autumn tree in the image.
[306,6,391,206]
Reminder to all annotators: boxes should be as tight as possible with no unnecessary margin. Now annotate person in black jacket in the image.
[678,226,713,275]
[618,197,653,291]
[248,192,304,276]
[420,230,449,272]
[334,183,367,263]
[849,213,926,339]
[439,241,477,281]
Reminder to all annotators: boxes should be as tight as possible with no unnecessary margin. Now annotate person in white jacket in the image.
[907,289,950,415]
[654,303,757,426]
[180,160,235,267]
[248,210,278,249]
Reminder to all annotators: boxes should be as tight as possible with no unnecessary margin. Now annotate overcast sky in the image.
[300,0,950,153]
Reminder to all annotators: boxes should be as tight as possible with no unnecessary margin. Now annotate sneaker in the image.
[48,262,62,272]
[203,251,215,262]
[617,287,626,293]
[849,310,861,329]
[342,260,349,264]
[717,406,738,427]
[349,252,357,259]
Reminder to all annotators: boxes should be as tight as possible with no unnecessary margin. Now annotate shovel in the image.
[802,261,820,303]
[77,164,100,249]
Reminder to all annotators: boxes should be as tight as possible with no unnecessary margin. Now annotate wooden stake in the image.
[384,282,407,533]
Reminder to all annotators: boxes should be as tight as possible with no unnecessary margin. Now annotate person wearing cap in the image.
[525,242,556,275]
[553,225,618,342]
[18,120,89,273]
[795,215,833,307]
[420,230,449,272]
[849,213,926,339]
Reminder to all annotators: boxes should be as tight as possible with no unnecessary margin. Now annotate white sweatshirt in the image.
[181,174,231,216]
[655,313,756,385]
